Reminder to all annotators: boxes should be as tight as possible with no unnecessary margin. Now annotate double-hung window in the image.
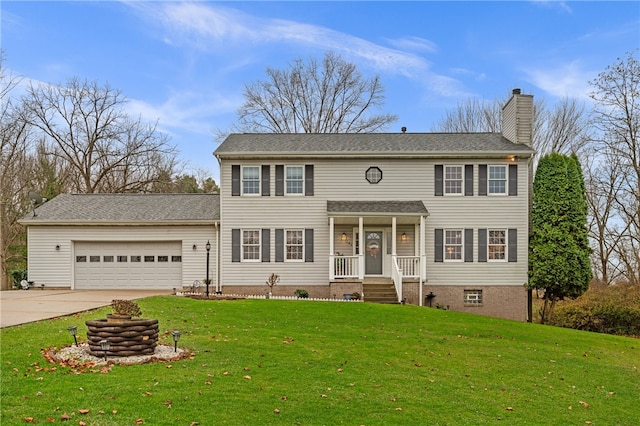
[286,230,304,261]
[488,230,506,260]
[444,166,463,195]
[286,166,304,195]
[488,165,507,195]
[242,166,260,195]
[445,230,463,261]
[242,230,261,261]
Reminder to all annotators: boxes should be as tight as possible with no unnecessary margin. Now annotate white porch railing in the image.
[330,255,360,279]
[391,255,403,303]
[397,256,420,278]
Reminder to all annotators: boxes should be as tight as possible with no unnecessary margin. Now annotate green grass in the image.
[1,297,638,425]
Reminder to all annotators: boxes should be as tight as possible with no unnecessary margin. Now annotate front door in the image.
[364,230,383,275]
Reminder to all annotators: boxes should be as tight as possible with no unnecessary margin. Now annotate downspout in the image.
[215,221,220,293]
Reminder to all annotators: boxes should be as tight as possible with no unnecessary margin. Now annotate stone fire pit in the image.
[85,318,159,357]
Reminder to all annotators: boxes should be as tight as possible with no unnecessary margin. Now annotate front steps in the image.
[363,278,399,304]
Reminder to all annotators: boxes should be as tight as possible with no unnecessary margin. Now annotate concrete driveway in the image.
[0,289,171,328]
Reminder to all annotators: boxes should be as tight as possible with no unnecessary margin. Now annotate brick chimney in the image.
[502,88,533,147]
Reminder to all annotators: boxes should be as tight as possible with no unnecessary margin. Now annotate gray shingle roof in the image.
[327,201,428,215]
[215,133,535,157]
[20,193,220,224]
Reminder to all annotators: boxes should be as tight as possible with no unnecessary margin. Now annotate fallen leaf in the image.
[243,375,251,380]
[79,422,87,426]
[337,368,343,372]
[395,407,402,411]
[281,396,287,400]
[579,401,590,409]
[135,419,144,424]
[205,380,212,385]
[162,400,172,405]
[46,417,55,422]
[145,391,152,396]
[78,409,90,414]
[112,410,117,415]
[23,417,35,423]
[60,412,70,420]
[506,407,514,411]
[273,409,280,414]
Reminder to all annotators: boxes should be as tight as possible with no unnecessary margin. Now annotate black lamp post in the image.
[205,240,211,297]
[99,339,110,361]
[67,325,78,346]
[171,330,182,352]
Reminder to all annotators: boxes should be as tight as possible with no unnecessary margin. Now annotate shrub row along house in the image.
[20,90,535,321]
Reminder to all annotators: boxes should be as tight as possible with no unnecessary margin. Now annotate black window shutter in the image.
[478,165,487,196]
[434,229,444,262]
[464,228,474,262]
[465,165,474,196]
[261,165,270,196]
[231,165,240,196]
[305,229,314,262]
[261,229,270,262]
[509,164,518,196]
[275,165,284,196]
[435,165,443,196]
[305,165,314,196]
[478,229,487,262]
[232,229,240,262]
[275,229,284,262]
[508,229,517,262]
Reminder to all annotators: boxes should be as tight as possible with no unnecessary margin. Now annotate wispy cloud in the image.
[531,1,573,14]
[126,1,431,78]
[525,60,594,100]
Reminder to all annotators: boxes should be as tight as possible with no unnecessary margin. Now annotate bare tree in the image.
[588,50,640,285]
[235,52,398,133]
[22,78,179,193]
[0,56,34,289]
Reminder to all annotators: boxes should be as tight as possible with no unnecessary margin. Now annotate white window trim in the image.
[487,229,507,262]
[488,165,507,196]
[444,229,463,262]
[444,165,464,196]
[242,229,261,262]
[241,165,261,196]
[285,165,304,196]
[285,229,305,262]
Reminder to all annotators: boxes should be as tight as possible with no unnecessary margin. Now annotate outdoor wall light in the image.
[401,233,407,242]
[55,245,60,250]
[171,330,182,352]
[341,233,348,242]
[99,339,110,361]
[192,244,197,250]
[67,325,78,346]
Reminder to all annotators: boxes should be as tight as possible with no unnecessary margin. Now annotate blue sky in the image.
[2,1,639,182]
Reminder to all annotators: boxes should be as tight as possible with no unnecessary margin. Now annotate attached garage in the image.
[74,241,182,290]
[19,194,220,291]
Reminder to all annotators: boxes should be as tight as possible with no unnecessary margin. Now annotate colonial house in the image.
[20,90,535,321]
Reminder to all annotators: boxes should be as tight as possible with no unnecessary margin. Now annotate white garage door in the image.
[74,241,182,290]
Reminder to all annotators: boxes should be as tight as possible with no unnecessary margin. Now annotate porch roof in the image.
[327,201,428,216]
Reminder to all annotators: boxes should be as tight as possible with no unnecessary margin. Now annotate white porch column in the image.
[392,216,397,255]
[329,217,335,280]
[419,215,425,306]
[358,217,364,279]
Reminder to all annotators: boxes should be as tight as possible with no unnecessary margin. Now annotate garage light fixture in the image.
[55,245,60,250]
[99,339,110,361]
[171,330,182,352]
[67,325,78,346]
[192,244,197,250]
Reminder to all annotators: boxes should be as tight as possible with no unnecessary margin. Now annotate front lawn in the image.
[1,297,637,425]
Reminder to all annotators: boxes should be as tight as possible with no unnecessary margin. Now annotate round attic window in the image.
[366,167,382,184]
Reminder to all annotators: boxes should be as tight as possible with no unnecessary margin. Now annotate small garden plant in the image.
[110,299,142,317]
[265,273,279,297]
[294,289,309,298]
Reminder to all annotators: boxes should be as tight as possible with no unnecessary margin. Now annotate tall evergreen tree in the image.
[529,153,592,323]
